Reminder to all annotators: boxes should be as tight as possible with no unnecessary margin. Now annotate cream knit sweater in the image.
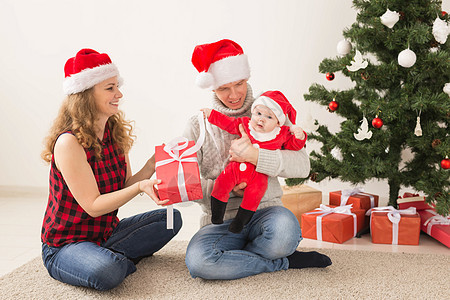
[183,84,311,227]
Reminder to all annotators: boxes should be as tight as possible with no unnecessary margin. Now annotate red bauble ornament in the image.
[326,72,335,81]
[441,158,450,169]
[372,117,383,128]
[328,100,339,111]
[442,11,448,17]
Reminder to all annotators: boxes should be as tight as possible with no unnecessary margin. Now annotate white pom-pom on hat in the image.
[196,72,214,89]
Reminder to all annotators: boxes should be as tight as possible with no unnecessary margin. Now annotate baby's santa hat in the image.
[191,39,250,90]
[63,48,123,95]
[252,90,297,126]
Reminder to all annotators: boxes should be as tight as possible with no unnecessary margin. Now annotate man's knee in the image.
[261,207,301,259]
[185,243,220,279]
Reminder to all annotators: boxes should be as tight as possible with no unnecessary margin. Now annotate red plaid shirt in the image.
[41,124,126,247]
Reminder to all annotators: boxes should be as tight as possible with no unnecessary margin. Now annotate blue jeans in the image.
[185,206,301,280]
[42,208,182,290]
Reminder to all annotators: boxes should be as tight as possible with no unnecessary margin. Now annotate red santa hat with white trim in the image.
[252,90,297,126]
[63,48,123,95]
[191,39,250,90]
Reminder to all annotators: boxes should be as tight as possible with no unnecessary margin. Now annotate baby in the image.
[201,90,307,233]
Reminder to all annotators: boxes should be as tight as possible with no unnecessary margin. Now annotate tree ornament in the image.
[414,116,422,136]
[380,9,400,28]
[432,17,449,44]
[331,147,343,161]
[361,71,370,80]
[326,72,335,81]
[300,112,319,132]
[328,99,339,111]
[432,139,442,148]
[430,38,440,48]
[441,157,450,169]
[372,116,383,128]
[346,50,368,72]
[429,46,439,53]
[442,11,448,17]
[443,83,450,96]
[354,117,373,140]
[398,48,416,68]
[337,39,352,56]
[310,172,318,182]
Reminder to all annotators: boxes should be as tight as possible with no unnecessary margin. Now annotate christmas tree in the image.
[286,0,450,216]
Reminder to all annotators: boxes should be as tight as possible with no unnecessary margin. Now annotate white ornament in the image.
[444,83,450,96]
[414,116,422,137]
[337,39,352,56]
[346,50,368,72]
[354,117,373,141]
[380,9,400,29]
[432,17,450,44]
[429,47,439,53]
[331,147,343,161]
[300,112,319,132]
[398,48,416,68]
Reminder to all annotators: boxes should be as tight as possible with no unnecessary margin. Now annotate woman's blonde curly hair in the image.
[41,88,135,163]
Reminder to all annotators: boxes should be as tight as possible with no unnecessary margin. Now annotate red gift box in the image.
[419,209,450,248]
[367,206,421,245]
[397,192,432,211]
[155,140,203,205]
[329,189,379,213]
[301,204,366,244]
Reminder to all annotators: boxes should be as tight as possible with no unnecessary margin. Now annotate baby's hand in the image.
[291,126,306,140]
[200,108,212,119]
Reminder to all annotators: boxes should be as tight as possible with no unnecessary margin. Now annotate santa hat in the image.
[251,91,297,126]
[63,48,123,95]
[191,39,250,90]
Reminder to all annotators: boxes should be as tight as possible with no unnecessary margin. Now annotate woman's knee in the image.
[89,257,131,290]
[172,209,183,234]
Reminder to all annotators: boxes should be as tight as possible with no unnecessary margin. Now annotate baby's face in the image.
[250,105,279,133]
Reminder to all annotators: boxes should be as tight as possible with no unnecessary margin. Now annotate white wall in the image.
[1,0,449,199]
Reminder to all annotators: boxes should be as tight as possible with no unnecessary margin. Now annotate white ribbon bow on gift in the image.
[366,206,417,245]
[340,188,375,208]
[423,209,450,235]
[306,204,357,241]
[156,112,213,228]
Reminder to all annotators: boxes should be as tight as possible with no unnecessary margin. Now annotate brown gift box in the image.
[281,185,322,227]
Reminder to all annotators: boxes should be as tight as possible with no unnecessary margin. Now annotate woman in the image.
[41,48,182,290]
[184,39,331,280]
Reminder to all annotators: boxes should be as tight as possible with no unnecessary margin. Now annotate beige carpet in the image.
[1,241,449,300]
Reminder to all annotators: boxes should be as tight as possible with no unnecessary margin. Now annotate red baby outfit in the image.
[41,124,126,247]
[208,109,306,211]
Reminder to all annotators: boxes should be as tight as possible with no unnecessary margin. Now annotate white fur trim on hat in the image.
[63,63,122,95]
[252,95,286,125]
[208,54,250,89]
